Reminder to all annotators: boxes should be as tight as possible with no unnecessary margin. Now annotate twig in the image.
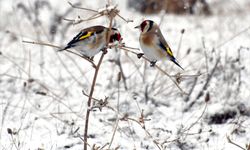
[186,57,220,110]
[176,29,185,57]
[227,136,246,150]
[112,51,128,90]
[66,2,131,25]
[184,71,199,102]
[125,117,162,150]
[202,37,209,74]
[9,131,19,150]
[22,40,60,49]
[83,4,115,149]
[237,47,242,92]
[116,13,133,23]
[181,103,207,135]
[99,143,110,150]
[63,13,102,25]
[22,40,96,68]
[68,1,98,12]
[119,46,187,94]
[83,52,106,150]
[196,57,220,100]
[82,90,101,102]
[108,73,120,148]
[216,24,250,49]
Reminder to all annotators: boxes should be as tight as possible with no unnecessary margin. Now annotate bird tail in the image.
[171,57,184,70]
[58,45,70,52]
[57,48,65,52]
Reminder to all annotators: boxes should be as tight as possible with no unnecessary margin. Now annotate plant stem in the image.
[83,52,106,150]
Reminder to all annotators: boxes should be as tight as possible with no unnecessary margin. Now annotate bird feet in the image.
[88,56,94,61]
[101,47,108,54]
[137,53,144,59]
[83,56,94,61]
[150,61,157,67]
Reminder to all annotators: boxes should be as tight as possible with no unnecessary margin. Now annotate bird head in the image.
[135,20,154,33]
[109,28,122,43]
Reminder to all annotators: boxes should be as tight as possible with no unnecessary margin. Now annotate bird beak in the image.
[134,25,140,29]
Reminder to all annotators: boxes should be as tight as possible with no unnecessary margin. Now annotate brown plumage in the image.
[135,20,184,69]
[60,26,121,58]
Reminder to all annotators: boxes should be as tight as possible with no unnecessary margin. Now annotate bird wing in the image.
[156,30,174,57]
[64,26,105,49]
[156,30,184,70]
[70,31,93,44]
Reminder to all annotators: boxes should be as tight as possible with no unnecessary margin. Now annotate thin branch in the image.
[116,13,133,23]
[83,52,106,150]
[22,40,61,49]
[63,13,102,25]
[125,117,162,150]
[227,136,246,150]
[182,103,207,135]
[176,29,185,57]
[186,57,220,110]
[83,6,115,150]
[202,37,209,75]
[22,40,96,68]
[108,72,121,149]
[68,1,98,13]
[196,57,220,100]
[216,24,250,49]
[108,108,120,149]
[184,71,199,102]
[119,46,187,94]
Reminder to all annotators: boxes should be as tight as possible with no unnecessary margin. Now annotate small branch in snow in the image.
[185,57,220,110]
[119,46,188,94]
[216,24,250,49]
[121,114,161,150]
[227,135,246,150]
[22,40,97,68]
[68,1,98,13]
[64,3,133,25]
[83,2,117,149]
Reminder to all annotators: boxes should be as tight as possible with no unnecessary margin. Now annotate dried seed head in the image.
[181,29,185,34]
[205,92,210,103]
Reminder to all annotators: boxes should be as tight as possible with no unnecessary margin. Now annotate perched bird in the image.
[135,20,184,70]
[59,25,121,59]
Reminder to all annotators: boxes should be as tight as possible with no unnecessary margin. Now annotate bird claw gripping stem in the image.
[100,47,108,54]
[137,53,144,59]
[150,61,157,67]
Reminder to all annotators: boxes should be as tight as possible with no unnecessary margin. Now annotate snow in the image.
[1,0,250,149]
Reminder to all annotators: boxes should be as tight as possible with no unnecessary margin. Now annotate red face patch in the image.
[110,32,122,43]
[140,21,147,32]
[116,33,121,41]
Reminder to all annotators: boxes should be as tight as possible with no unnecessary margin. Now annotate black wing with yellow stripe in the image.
[159,41,184,70]
[63,31,94,50]
[159,41,174,57]
[62,26,106,50]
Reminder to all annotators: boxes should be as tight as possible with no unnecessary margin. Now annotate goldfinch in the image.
[135,20,184,70]
[60,26,121,58]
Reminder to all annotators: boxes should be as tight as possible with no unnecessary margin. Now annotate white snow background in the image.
[0,0,250,149]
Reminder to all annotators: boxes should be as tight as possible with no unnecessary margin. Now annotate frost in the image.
[0,0,250,150]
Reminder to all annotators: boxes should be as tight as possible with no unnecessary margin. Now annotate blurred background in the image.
[0,0,250,149]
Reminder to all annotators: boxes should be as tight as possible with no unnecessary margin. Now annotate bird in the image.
[59,25,121,59]
[135,20,184,70]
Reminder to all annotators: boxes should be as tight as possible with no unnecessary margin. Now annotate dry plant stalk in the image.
[119,46,188,94]
[22,40,97,67]
[81,2,119,149]
[21,1,198,149]
[227,135,247,150]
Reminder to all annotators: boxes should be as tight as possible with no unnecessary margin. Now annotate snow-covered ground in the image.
[1,0,250,149]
